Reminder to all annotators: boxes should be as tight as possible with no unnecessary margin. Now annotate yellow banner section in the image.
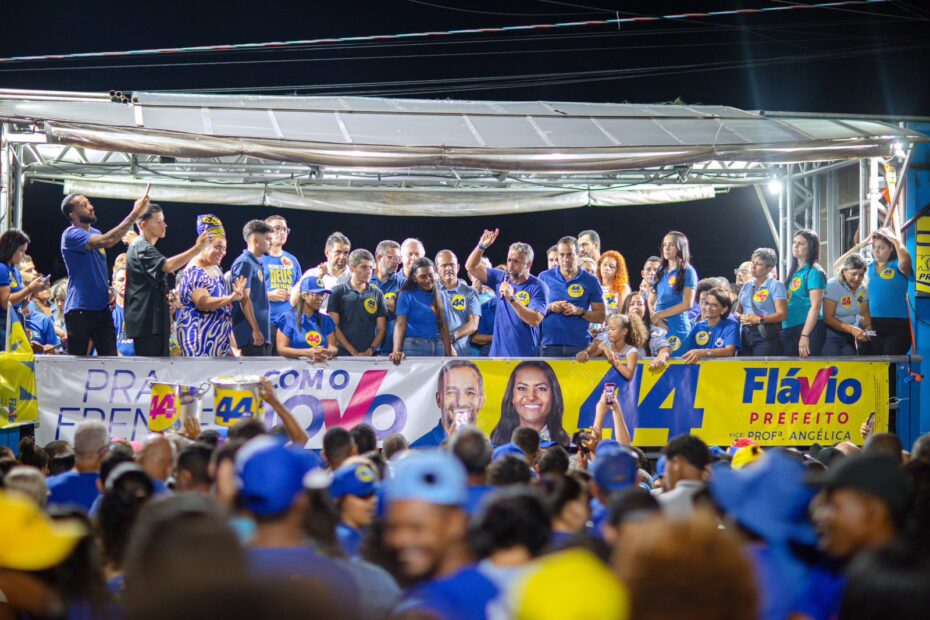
[1,316,38,429]
[471,359,886,447]
[916,215,930,296]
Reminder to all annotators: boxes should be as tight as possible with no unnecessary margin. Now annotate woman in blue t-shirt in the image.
[682,288,740,363]
[834,227,912,355]
[822,254,872,357]
[0,229,48,348]
[276,277,337,361]
[782,229,827,358]
[390,257,453,363]
[649,231,697,358]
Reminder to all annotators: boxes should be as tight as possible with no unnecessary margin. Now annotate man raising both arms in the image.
[60,192,150,356]
[465,229,548,357]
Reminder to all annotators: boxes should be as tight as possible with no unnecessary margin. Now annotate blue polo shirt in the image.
[471,296,497,356]
[0,263,24,327]
[440,282,482,356]
[687,318,741,352]
[61,226,110,313]
[336,523,364,559]
[395,565,499,620]
[231,251,270,347]
[539,267,604,348]
[24,308,60,347]
[46,471,100,513]
[373,272,404,354]
[867,259,910,319]
[655,265,698,355]
[484,268,549,357]
[738,277,788,319]
[396,288,446,340]
[278,311,335,350]
[262,251,302,322]
[784,264,826,329]
[823,278,868,326]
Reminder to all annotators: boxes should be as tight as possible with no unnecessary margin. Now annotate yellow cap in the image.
[510,549,629,620]
[731,445,764,470]
[0,491,87,571]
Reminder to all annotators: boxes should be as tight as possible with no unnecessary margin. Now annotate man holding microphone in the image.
[465,229,548,357]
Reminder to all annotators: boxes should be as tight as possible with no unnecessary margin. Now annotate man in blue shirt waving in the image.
[465,229,548,357]
[539,236,605,357]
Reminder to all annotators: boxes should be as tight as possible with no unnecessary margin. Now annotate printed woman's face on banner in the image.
[511,365,553,428]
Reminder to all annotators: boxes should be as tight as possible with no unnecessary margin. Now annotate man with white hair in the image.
[46,420,110,512]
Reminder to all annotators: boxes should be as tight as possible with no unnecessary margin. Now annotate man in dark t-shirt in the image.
[125,204,207,356]
[329,249,387,357]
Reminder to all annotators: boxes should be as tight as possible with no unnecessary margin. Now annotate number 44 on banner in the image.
[1,304,38,429]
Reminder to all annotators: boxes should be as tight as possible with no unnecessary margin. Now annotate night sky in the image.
[3,1,929,281]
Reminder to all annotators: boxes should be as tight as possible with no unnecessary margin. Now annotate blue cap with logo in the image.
[330,462,380,499]
[591,446,638,493]
[300,276,331,295]
[236,436,324,516]
[386,450,468,507]
[595,439,621,456]
[492,443,525,462]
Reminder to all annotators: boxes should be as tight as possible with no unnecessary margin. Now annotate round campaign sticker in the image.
[880,267,895,280]
[280,256,292,268]
[668,335,681,351]
[695,331,710,346]
[305,331,323,347]
[789,277,802,292]
[364,297,378,314]
[316,278,326,289]
[356,466,375,483]
[714,337,725,348]
[753,289,769,304]
[668,274,678,287]
[840,295,852,308]
[451,295,466,311]
[567,284,584,298]
[857,291,865,303]
[10,276,18,288]
[515,291,531,307]
[384,292,397,302]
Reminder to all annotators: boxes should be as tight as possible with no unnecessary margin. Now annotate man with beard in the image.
[231,220,274,356]
[465,229,548,357]
[578,229,602,263]
[291,231,350,312]
[60,192,150,356]
[415,360,486,447]
[262,215,301,352]
[373,240,403,355]
[436,250,481,357]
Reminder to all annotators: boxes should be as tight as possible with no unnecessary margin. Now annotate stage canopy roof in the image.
[0,89,926,216]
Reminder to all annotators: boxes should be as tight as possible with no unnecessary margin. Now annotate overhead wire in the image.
[402,0,598,17]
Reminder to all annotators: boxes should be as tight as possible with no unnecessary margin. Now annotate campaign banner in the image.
[35,357,888,448]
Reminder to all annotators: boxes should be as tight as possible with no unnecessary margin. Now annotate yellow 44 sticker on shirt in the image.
[514,291,531,307]
[567,284,585,298]
[364,297,378,314]
[305,331,323,347]
[695,331,710,346]
[450,295,466,311]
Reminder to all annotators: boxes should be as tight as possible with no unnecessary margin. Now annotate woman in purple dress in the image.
[176,222,246,357]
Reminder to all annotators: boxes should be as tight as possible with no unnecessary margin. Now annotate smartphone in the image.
[603,382,617,405]
[144,182,152,197]
[41,273,52,283]
[866,412,876,433]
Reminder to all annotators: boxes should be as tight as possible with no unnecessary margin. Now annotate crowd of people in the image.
[1,403,929,619]
[0,191,915,361]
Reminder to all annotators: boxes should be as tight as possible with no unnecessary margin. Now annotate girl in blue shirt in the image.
[682,288,740,363]
[782,229,827,358]
[834,227,913,355]
[0,229,48,348]
[277,277,337,362]
[391,257,453,362]
[649,231,697,358]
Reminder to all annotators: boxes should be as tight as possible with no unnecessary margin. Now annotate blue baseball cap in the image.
[591,447,638,493]
[386,450,468,507]
[300,276,331,295]
[539,440,558,449]
[330,462,380,499]
[492,443,525,462]
[595,439,621,456]
[236,436,324,516]
[709,450,817,545]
